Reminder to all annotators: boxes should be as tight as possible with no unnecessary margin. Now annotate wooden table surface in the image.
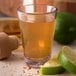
[0,41,76,76]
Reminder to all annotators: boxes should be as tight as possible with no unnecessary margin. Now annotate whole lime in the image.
[54,12,76,45]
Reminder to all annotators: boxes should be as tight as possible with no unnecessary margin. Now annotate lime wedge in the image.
[58,46,76,74]
[40,56,65,75]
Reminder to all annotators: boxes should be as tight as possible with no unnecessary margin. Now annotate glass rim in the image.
[17,4,57,15]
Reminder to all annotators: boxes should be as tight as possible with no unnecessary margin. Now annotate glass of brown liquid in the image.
[18,4,57,68]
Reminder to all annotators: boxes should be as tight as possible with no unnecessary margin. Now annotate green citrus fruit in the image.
[58,46,76,74]
[40,56,65,75]
[54,12,76,45]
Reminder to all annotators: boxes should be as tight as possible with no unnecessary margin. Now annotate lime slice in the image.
[58,46,76,74]
[40,56,65,75]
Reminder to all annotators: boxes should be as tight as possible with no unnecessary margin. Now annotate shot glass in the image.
[18,4,57,68]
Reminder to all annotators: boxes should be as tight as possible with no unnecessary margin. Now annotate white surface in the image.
[0,41,76,76]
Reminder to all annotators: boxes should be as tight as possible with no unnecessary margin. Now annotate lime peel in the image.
[58,46,76,74]
[54,12,76,44]
[40,56,65,75]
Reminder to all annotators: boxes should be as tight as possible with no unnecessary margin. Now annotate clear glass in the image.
[18,4,57,68]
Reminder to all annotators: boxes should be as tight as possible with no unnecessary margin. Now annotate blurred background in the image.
[0,0,76,45]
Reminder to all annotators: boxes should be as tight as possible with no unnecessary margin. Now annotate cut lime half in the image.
[40,56,65,75]
[58,46,76,74]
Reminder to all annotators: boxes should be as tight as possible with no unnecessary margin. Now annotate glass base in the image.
[24,55,51,68]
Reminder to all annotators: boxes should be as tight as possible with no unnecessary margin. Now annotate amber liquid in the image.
[19,15,56,61]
